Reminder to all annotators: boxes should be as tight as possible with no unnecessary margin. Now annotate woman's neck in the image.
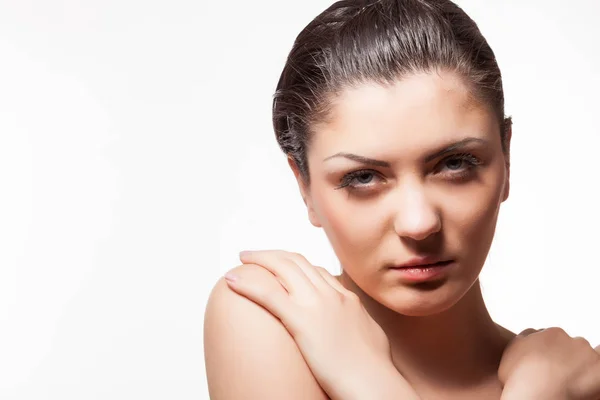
[338,272,515,392]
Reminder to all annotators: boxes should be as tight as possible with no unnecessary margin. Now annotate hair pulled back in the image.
[273,0,511,185]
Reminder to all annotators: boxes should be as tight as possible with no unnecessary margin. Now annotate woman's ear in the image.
[502,119,512,202]
[287,157,322,228]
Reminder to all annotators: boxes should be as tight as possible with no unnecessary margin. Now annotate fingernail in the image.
[224,272,238,283]
[239,251,252,258]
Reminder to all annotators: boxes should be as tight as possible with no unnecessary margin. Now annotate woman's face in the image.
[292,70,510,316]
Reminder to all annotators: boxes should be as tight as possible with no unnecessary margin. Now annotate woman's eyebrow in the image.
[423,137,489,162]
[323,153,391,168]
[323,137,489,167]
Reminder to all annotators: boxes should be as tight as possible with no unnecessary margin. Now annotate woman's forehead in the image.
[311,71,498,157]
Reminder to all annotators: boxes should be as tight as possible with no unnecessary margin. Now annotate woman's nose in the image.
[392,184,442,241]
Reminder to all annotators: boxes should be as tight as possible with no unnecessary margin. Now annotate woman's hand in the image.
[499,327,600,400]
[224,249,419,400]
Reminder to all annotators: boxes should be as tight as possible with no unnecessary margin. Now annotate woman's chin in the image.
[375,284,468,317]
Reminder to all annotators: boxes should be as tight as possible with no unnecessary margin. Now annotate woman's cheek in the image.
[319,196,384,265]
[448,184,502,258]
[324,201,372,249]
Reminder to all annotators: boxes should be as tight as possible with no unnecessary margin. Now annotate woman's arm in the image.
[204,264,330,399]
[224,250,421,400]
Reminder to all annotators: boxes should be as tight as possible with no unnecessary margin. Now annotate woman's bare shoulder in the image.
[204,264,329,400]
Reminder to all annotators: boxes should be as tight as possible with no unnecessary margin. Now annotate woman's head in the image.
[273,0,512,316]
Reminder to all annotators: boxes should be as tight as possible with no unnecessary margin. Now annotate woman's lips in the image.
[389,260,455,282]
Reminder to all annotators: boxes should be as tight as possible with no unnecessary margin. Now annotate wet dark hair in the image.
[272,0,512,186]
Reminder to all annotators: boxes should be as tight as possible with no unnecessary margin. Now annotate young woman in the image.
[205,1,600,398]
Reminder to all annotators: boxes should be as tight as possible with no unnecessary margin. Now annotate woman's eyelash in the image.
[334,169,380,190]
[334,152,483,191]
[439,152,483,171]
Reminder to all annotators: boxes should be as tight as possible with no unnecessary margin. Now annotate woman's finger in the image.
[313,266,350,295]
[283,251,336,292]
[239,250,316,297]
[224,265,294,327]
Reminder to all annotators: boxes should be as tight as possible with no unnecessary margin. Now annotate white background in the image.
[1,0,599,399]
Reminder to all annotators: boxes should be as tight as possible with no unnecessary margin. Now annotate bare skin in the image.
[206,70,519,399]
[336,274,515,399]
[289,69,516,398]
[206,69,600,397]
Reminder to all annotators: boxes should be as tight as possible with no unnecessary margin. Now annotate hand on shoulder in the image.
[204,264,329,400]
[499,327,600,400]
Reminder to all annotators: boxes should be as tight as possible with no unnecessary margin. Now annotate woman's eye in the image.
[436,153,483,178]
[355,172,375,184]
[335,170,381,191]
[443,158,465,171]
[336,153,482,192]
